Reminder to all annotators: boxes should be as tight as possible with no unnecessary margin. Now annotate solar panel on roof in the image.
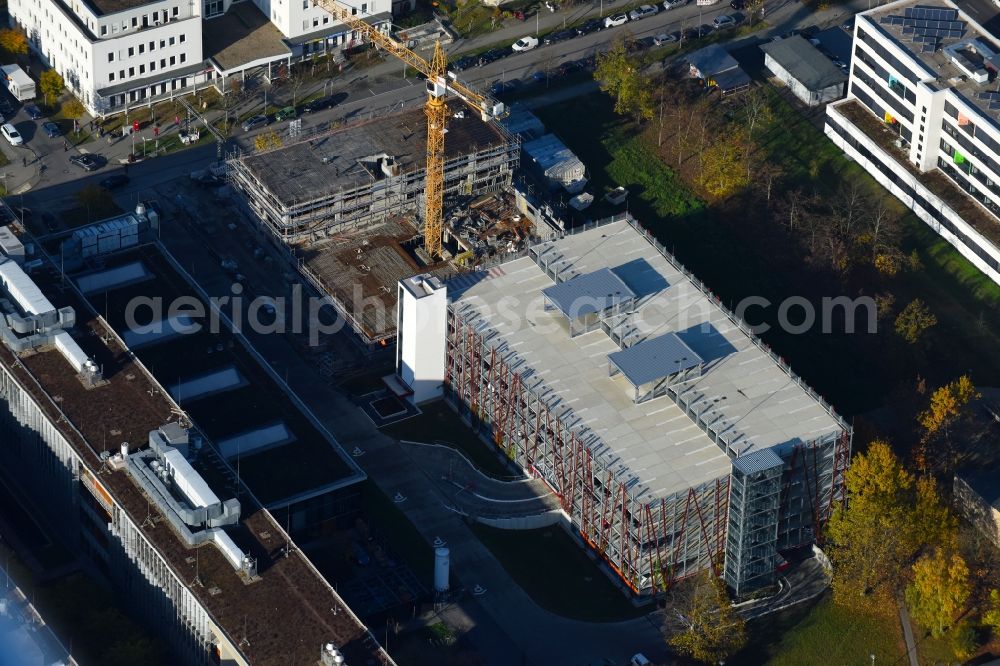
[921,44,936,52]
[990,102,1000,110]
[903,26,915,34]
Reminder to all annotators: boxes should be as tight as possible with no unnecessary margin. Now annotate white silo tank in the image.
[434,547,450,593]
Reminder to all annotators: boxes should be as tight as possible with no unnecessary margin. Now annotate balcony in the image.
[836,99,1000,248]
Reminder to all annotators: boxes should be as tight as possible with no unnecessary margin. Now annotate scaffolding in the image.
[439,216,852,596]
[226,102,520,246]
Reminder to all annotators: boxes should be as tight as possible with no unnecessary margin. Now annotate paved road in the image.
[3,0,872,201]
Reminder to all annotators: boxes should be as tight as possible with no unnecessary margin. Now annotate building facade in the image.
[398,216,851,598]
[827,0,1000,284]
[8,0,393,116]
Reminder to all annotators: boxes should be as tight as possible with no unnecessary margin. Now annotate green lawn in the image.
[381,401,514,478]
[735,595,904,665]
[470,523,651,622]
[535,94,702,223]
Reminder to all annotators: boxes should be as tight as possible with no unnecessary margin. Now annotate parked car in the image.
[713,14,737,28]
[511,35,539,52]
[451,55,477,71]
[653,32,678,45]
[556,60,584,76]
[531,70,548,82]
[0,99,14,118]
[489,80,517,96]
[801,24,820,38]
[302,92,347,113]
[23,104,42,120]
[478,48,510,66]
[696,23,714,37]
[663,0,688,7]
[274,106,297,121]
[604,13,629,27]
[100,173,130,189]
[69,154,101,171]
[242,114,269,132]
[576,18,603,35]
[1,123,22,146]
[42,121,61,138]
[544,29,575,45]
[629,4,659,20]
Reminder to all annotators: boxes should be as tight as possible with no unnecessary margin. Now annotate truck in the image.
[0,65,35,102]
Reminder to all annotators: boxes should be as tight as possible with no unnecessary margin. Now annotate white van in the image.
[512,36,539,52]
[1,123,23,146]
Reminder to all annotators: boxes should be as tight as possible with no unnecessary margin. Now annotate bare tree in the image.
[867,195,898,258]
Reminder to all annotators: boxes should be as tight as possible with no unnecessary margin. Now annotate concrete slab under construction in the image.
[228,99,519,244]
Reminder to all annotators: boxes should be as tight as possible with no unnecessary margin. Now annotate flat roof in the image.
[542,267,636,319]
[451,218,846,501]
[0,238,387,664]
[204,2,290,72]
[82,0,162,17]
[238,99,510,207]
[762,35,848,90]
[608,332,702,388]
[862,0,1000,126]
[82,247,364,506]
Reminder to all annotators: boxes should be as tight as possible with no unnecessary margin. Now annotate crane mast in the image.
[312,0,503,259]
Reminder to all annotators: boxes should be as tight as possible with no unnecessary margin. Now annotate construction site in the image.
[227,99,535,345]
[397,215,852,598]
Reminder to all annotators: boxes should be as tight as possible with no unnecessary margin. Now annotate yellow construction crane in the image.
[312,0,506,259]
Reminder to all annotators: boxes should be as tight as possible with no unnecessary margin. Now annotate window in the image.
[361,2,366,11]
[303,0,307,7]
[351,6,357,14]
[138,44,144,53]
[128,67,134,76]
[150,61,155,71]
[323,15,328,23]
[109,72,115,81]
[149,41,154,50]
[180,53,186,63]
[128,46,134,56]
[169,36,175,45]
[169,55,175,65]
[172,6,178,15]
[160,58,166,68]
[131,17,137,27]
[160,39,165,48]
[108,53,114,62]
[180,34,185,43]
[302,19,308,29]
[313,17,318,26]
[120,69,125,78]
[101,25,107,36]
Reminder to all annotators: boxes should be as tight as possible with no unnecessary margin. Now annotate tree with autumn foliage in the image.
[984,589,1000,636]
[894,298,937,343]
[594,39,653,123]
[827,441,958,612]
[914,375,980,475]
[827,440,916,609]
[0,29,28,60]
[662,570,746,664]
[906,549,971,638]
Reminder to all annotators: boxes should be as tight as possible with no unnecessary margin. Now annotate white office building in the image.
[8,0,397,116]
[826,0,1000,284]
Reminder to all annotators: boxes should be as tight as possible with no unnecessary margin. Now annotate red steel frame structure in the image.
[445,307,849,595]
